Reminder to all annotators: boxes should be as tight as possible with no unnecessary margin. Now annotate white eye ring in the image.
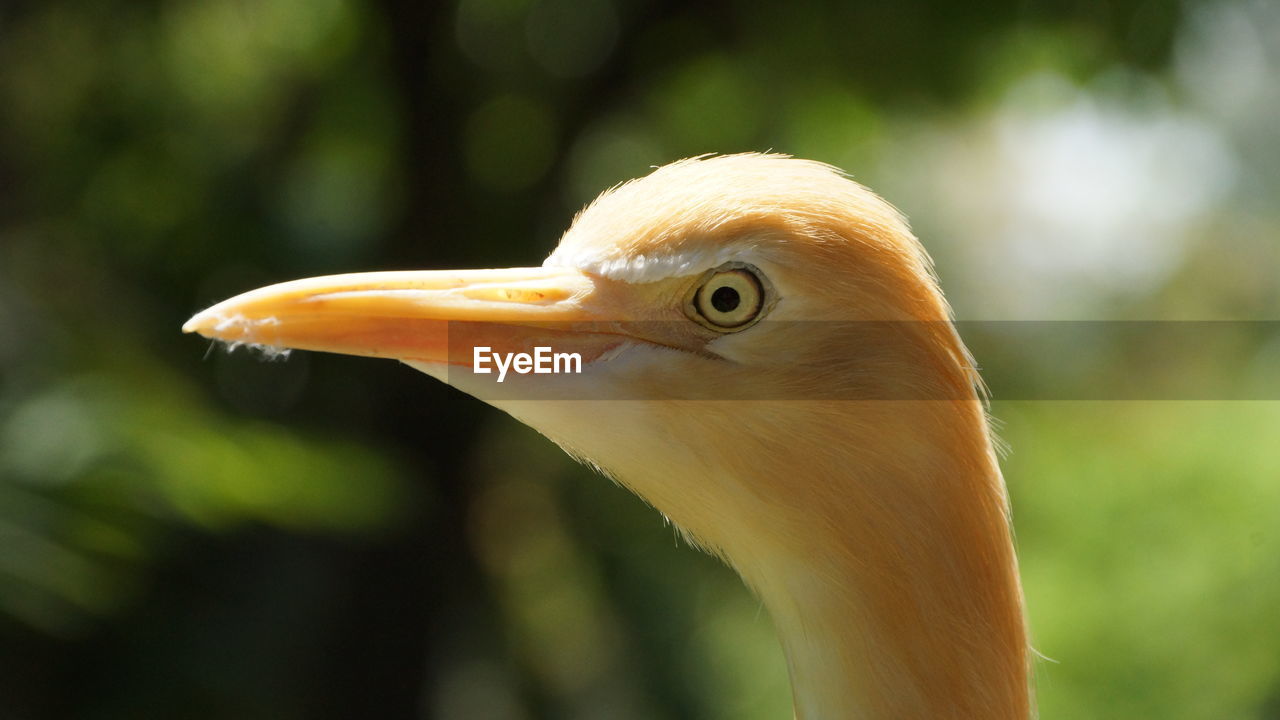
[686,263,772,332]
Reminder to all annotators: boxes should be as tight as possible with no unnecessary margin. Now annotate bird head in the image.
[185,153,982,562]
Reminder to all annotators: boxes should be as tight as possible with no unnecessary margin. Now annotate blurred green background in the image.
[1,0,1277,717]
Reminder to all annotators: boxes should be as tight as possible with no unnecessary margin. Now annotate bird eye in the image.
[687,264,770,332]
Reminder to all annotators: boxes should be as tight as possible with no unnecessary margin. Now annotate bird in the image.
[184,153,1030,719]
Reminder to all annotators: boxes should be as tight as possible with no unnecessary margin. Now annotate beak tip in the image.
[182,310,214,336]
[183,308,237,339]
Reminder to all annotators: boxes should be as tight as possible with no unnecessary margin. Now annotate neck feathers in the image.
[738,398,1030,720]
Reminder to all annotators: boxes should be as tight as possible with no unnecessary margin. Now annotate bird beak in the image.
[182,266,627,371]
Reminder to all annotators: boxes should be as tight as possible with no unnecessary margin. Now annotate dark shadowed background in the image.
[1,0,1278,718]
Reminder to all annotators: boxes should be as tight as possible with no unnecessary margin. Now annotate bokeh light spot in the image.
[465,94,558,193]
[526,0,619,78]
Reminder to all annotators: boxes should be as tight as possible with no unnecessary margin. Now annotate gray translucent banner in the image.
[432,321,1280,400]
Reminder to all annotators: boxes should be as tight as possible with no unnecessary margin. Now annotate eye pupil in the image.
[710,286,740,313]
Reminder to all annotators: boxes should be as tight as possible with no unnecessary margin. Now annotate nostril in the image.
[462,286,565,303]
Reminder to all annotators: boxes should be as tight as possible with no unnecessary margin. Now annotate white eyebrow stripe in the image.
[543,245,754,283]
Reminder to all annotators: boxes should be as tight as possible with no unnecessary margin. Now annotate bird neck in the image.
[732,401,1030,720]
[504,393,1030,717]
